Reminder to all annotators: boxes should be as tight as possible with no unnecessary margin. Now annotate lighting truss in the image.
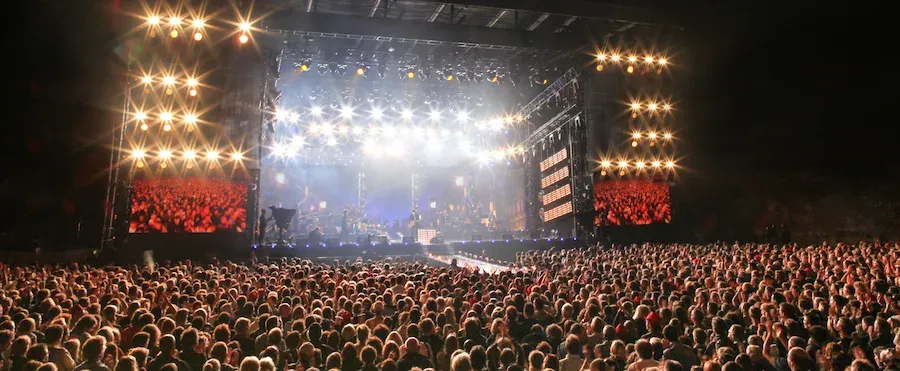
[268,29,549,53]
[516,67,579,120]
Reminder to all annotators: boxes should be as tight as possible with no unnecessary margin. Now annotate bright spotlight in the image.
[186,78,199,87]
[168,16,181,26]
[648,103,658,110]
[611,54,621,62]
[193,32,203,41]
[456,111,469,121]
[238,34,249,44]
[429,110,441,121]
[159,150,172,159]
[183,150,196,159]
[310,106,323,116]
[628,55,638,63]
[370,107,383,119]
[401,109,413,120]
[663,132,673,140]
[340,106,354,119]
[665,160,675,168]
[658,58,668,65]
[356,67,366,75]
[663,103,672,111]
[162,76,176,85]
[290,136,305,150]
[132,149,146,158]
[275,173,286,185]
[159,112,173,121]
[230,152,243,161]
[596,53,606,61]
[351,126,364,135]
[239,22,252,32]
[326,137,338,146]
[140,123,149,131]
[648,132,657,139]
[147,16,161,25]
[337,125,349,135]
[651,161,661,167]
[163,123,172,132]
[320,123,334,136]
[631,132,641,139]
[600,160,611,167]
[206,151,219,160]
[140,75,153,84]
[630,102,641,110]
[618,161,628,168]
[191,19,204,28]
[183,114,197,124]
[134,111,148,121]
[636,162,645,168]
[644,56,654,63]
[489,118,504,130]
[274,109,292,121]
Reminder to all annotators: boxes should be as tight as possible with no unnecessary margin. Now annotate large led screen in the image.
[129,178,248,233]
[594,180,672,226]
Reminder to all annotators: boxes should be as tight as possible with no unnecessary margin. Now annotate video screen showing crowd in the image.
[256,202,500,246]
[128,178,248,233]
[594,180,672,226]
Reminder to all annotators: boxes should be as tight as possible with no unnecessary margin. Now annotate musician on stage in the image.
[409,207,422,242]
[339,209,351,243]
[257,208,271,245]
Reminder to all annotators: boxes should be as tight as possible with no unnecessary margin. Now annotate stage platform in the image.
[252,237,583,262]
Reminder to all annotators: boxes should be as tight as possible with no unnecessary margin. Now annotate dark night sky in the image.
[3,1,895,245]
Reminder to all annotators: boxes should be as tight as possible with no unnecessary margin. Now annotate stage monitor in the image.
[594,180,672,226]
[129,177,248,233]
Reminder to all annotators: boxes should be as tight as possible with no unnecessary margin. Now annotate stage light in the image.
[134,111,147,121]
[370,107,383,119]
[446,74,454,81]
[596,53,606,61]
[310,106,323,116]
[169,16,181,26]
[648,103,658,110]
[163,123,172,131]
[136,161,144,168]
[407,71,415,79]
[275,173,286,185]
[652,161,661,167]
[630,102,641,110]
[648,132,658,139]
[663,132,673,140]
[663,103,672,111]
[631,141,638,147]
[351,126,364,135]
[457,111,469,121]
[401,109,413,120]
[611,54,621,62]
[290,136,305,150]
[140,123,149,131]
[274,109,292,121]
[628,56,637,63]
[230,152,243,161]
[159,150,172,159]
[193,32,202,41]
[183,113,197,124]
[665,161,675,168]
[160,162,168,169]
[132,149,146,158]
[644,56,654,64]
[356,66,366,76]
[147,15,161,25]
[658,58,668,65]
[618,161,628,168]
[600,160,611,167]
[595,64,604,72]
[159,112,173,121]
[205,151,219,160]
[186,78,199,87]
[626,65,634,74]
[239,21,252,32]
[238,34,249,44]
[337,125,349,135]
[429,110,441,121]
[636,162,645,169]
[191,19,204,28]
[162,76,176,85]
[169,30,179,38]
[189,89,197,97]
[183,150,196,159]
[632,131,642,139]
[320,123,334,136]
[140,75,153,84]
[340,106,354,119]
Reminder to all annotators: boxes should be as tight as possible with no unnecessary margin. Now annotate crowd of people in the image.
[129,178,248,234]
[2,241,900,371]
[594,181,672,226]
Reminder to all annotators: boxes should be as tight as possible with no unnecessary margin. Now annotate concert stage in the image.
[252,236,583,262]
